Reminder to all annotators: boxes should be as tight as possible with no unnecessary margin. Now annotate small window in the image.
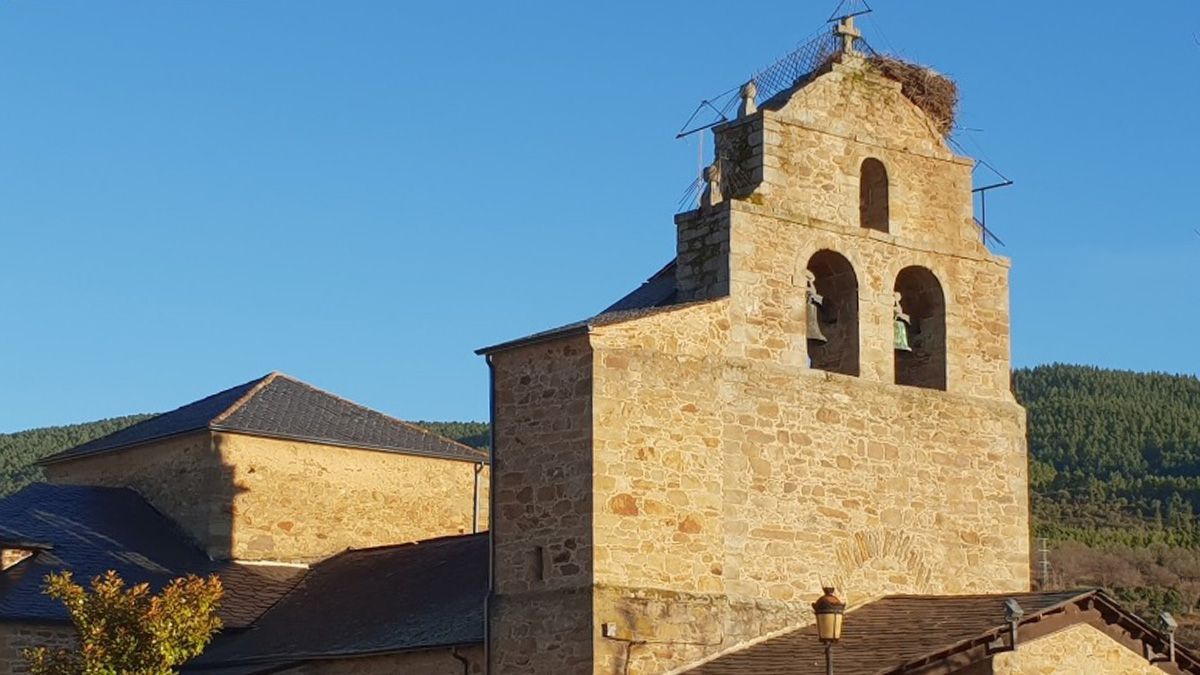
[806,250,860,377]
[860,158,890,233]
[894,266,946,390]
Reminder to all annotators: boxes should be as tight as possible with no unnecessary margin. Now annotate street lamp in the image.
[813,586,846,675]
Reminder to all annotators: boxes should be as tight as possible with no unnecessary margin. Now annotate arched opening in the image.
[860,158,890,233]
[806,250,859,377]
[894,266,946,391]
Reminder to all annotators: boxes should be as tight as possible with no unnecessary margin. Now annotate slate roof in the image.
[0,483,301,629]
[39,373,486,465]
[188,534,487,669]
[687,590,1200,674]
[602,259,679,313]
[477,259,703,355]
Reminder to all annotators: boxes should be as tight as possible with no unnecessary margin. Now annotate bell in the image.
[893,292,913,352]
[894,318,912,352]
[807,301,828,343]
[806,273,827,344]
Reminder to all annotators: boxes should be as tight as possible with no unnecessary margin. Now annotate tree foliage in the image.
[1015,364,1200,546]
[1016,364,1200,641]
[0,415,152,498]
[414,421,489,450]
[23,571,223,675]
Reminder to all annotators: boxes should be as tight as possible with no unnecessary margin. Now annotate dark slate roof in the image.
[477,259,706,355]
[0,483,301,629]
[687,590,1200,674]
[39,373,486,465]
[602,259,679,313]
[188,534,487,669]
[39,377,265,464]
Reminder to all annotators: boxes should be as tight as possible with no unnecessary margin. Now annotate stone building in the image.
[0,373,489,673]
[1,15,1198,675]
[475,16,1199,675]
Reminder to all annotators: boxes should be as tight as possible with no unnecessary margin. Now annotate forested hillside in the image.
[0,415,153,497]
[1014,364,1200,637]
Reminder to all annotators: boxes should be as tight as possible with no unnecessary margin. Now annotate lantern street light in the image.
[813,586,846,675]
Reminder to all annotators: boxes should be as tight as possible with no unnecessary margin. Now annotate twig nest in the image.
[867,56,959,137]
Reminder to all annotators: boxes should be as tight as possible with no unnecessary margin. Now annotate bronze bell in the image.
[806,273,827,344]
[893,292,913,352]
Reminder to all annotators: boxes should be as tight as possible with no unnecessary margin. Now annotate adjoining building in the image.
[0,373,489,673]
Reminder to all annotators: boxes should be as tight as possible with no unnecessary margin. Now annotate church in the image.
[0,14,1196,675]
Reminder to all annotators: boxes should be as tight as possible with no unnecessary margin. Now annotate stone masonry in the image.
[0,624,74,674]
[992,624,1165,675]
[487,51,1028,674]
[44,430,489,563]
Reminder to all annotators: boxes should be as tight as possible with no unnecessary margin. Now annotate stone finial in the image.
[836,15,862,54]
[701,161,723,208]
[739,80,758,118]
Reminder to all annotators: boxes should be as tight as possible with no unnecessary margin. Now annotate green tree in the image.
[23,571,223,675]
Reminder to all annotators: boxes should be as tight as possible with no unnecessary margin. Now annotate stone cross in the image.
[836,15,862,54]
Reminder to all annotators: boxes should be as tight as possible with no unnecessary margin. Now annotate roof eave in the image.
[209,427,488,465]
[35,427,212,467]
[475,323,592,356]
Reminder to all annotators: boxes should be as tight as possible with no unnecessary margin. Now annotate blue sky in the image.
[1,1,1198,432]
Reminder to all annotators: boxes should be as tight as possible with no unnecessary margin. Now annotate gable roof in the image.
[39,373,486,466]
[684,590,1200,674]
[188,533,487,669]
[0,483,301,629]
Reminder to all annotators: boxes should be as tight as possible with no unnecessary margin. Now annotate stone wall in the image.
[44,431,222,553]
[489,49,1028,675]
[45,430,489,563]
[0,623,74,675]
[283,646,485,674]
[218,432,488,563]
[0,550,33,573]
[585,296,1027,673]
[991,624,1162,674]
[488,337,595,674]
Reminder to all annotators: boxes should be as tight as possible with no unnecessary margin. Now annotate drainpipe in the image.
[484,354,496,674]
[472,462,484,534]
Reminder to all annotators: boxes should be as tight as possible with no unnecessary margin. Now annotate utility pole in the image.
[1036,538,1052,590]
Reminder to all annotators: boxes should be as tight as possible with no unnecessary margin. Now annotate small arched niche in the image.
[860,158,890,233]
[805,250,859,377]
[894,266,946,391]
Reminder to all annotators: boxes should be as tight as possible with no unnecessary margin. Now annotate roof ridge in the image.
[252,375,487,461]
[210,372,280,427]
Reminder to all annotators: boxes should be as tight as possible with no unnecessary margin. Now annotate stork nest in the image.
[867,55,959,137]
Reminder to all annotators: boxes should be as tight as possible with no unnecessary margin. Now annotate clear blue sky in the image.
[2,1,1198,432]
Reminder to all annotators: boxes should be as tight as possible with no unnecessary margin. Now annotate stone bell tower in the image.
[482,17,1029,675]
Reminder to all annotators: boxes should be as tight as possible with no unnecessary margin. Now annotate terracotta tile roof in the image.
[39,373,486,465]
[0,483,300,630]
[686,590,1200,674]
[189,534,487,669]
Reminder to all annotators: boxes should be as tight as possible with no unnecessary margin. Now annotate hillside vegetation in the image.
[1014,364,1200,638]
[0,415,153,497]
